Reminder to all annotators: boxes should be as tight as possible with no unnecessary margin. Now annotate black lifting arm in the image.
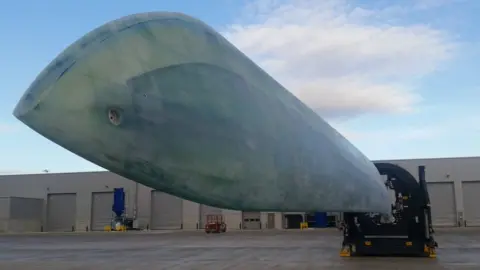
[340,163,438,258]
[418,165,437,248]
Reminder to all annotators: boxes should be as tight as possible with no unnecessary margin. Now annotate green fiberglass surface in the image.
[13,12,391,213]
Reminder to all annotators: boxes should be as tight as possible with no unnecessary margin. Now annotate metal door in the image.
[47,193,76,232]
[0,197,9,219]
[91,192,114,231]
[150,191,183,229]
[242,212,261,229]
[463,182,480,226]
[427,182,456,226]
[267,213,275,229]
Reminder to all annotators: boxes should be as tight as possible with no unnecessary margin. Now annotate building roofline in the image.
[373,156,480,162]
[0,170,108,177]
[2,156,480,177]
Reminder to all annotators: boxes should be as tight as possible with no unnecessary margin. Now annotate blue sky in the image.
[0,0,479,174]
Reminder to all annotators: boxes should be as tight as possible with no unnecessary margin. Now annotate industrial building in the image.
[1,156,479,233]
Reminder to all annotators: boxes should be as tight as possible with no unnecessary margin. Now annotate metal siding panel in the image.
[47,193,77,232]
[462,182,480,226]
[452,158,480,182]
[91,192,113,231]
[136,186,152,228]
[9,197,43,220]
[0,197,10,219]
[199,204,222,227]
[242,211,261,229]
[182,200,200,229]
[150,191,183,229]
[427,182,456,226]
[222,209,241,230]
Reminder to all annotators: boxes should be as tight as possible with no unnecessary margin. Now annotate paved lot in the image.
[0,228,479,269]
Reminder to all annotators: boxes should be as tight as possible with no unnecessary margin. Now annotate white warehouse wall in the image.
[0,172,137,231]
[1,156,480,229]
[376,156,480,226]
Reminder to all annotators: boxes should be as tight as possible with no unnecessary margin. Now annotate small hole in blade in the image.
[108,108,122,126]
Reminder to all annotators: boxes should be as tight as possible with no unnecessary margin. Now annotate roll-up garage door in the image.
[462,181,480,226]
[91,192,114,231]
[47,193,77,232]
[242,212,261,229]
[199,204,222,227]
[150,191,183,229]
[427,182,456,226]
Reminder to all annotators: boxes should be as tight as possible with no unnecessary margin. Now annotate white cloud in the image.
[335,124,442,142]
[327,120,445,159]
[329,109,480,150]
[223,0,457,117]
[413,0,466,10]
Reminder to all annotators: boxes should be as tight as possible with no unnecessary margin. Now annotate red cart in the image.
[205,214,227,233]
